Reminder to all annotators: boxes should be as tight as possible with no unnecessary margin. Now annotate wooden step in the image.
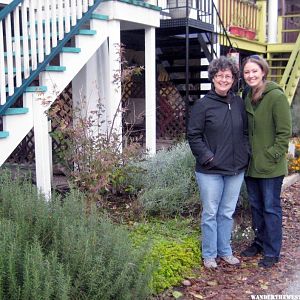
[2,107,29,115]
[45,66,66,72]
[61,47,81,53]
[4,47,80,57]
[4,65,66,73]
[91,13,109,20]
[78,29,97,35]
[0,131,9,139]
[25,86,47,93]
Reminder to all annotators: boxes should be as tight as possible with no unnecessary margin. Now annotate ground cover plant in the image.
[129,218,200,293]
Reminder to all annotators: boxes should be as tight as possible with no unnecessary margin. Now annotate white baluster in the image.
[44,0,51,55]
[51,0,57,47]
[22,0,30,79]
[37,1,44,63]
[88,0,94,6]
[29,0,37,70]
[77,0,83,19]
[71,0,76,26]
[14,7,22,87]
[64,0,71,33]
[0,22,6,104]
[83,0,88,13]
[58,0,64,40]
[5,14,14,96]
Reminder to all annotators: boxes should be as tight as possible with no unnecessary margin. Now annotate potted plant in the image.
[228,15,245,37]
[243,16,256,40]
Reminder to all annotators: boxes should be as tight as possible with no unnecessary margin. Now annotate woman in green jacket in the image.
[240,56,292,268]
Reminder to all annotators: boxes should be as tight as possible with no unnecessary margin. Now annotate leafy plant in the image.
[0,170,152,299]
[127,141,199,216]
[48,44,144,204]
[288,139,300,174]
[129,218,200,293]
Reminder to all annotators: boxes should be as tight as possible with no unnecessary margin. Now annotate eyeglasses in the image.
[214,74,233,81]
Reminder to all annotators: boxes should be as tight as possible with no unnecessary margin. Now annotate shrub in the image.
[48,44,144,204]
[128,142,199,216]
[0,170,152,300]
[129,218,200,293]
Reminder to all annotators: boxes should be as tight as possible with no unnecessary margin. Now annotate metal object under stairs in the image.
[0,0,109,169]
[156,0,233,102]
[267,32,300,105]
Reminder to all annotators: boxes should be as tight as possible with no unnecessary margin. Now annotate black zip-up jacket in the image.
[187,89,250,175]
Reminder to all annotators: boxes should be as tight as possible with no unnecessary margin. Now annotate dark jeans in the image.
[245,176,284,258]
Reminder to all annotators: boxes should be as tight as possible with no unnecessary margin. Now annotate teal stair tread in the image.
[12,29,96,41]
[5,47,81,57]
[25,86,47,92]
[61,47,81,53]
[6,85,47,93]
[45,66,66,72]
[0,131,9,138]
[4,65,65,73]
[6,86,47,93]
[2,107,29,115]
[91,13,109,20]
[78,29,97,35]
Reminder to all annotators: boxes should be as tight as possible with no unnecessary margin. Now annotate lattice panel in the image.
[6,79,186,164]
[51,84,73,158]
[7,84,73,164]
[157,81,186,139]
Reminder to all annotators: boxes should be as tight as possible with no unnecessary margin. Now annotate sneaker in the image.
[203,258,217,268]
[258,256,279,268]
[240,243,263,257]
[221,255,240,265]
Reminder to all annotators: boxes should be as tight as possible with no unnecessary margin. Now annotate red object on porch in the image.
[244,29,256,40]
[229,25,246,37]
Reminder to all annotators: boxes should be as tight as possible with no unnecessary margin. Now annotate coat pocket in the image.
[253,150,276,174]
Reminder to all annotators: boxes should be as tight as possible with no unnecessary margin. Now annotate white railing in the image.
[0,0,95,106]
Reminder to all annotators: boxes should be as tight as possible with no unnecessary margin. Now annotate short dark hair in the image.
[208,56,239,84]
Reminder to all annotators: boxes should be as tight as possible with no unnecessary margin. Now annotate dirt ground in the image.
[157,180,300,300]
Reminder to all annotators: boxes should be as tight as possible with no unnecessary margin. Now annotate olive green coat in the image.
[245,81,292,178]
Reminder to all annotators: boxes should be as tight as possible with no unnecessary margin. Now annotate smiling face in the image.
[243,61,265,89]
[212,69,234,96]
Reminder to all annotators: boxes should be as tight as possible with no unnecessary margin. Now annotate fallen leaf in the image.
[172,290,183,299]
[206,280,218,286]
[189,291,204,299]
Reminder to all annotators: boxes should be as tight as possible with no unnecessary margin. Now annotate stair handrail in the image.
[0,0,103,116]
[279,32,300,92]
[0,0,22,22]
[280,32,300,105]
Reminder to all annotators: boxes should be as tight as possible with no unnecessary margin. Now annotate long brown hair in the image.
[242,56,269,103]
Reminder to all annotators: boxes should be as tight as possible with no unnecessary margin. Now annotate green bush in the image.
[128,142,199,216]
[0,170,152,300]
[129,218,200,293]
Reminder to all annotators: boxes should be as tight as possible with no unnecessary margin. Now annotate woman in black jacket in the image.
[187,56,249,268]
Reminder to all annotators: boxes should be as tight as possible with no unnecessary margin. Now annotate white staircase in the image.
[0,0,109,197]
[0,0,161,198]
[1,17,109,166]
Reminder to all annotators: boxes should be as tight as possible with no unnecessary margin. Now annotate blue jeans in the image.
[245,176,284,258]
[195,171,245,259]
